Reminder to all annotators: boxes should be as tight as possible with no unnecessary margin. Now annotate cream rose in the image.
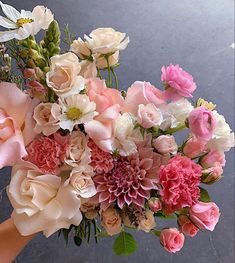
[7,161,82,237]
[101,206,122,236]
[46,52,85,97]
[70,37,91,59]
[85,28,129,54]
[138,210,156,232]
[95,51,119,69]
[33,102,60,136]
[80,200,98,220]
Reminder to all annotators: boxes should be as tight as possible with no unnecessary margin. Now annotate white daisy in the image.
[0,2,53,42]
[56,94,97,132]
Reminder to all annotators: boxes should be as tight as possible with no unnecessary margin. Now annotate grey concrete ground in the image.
[0,0,234,262]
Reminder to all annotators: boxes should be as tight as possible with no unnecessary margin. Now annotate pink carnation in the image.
[161,64,196,100]
[93,143,164,210]
[88,140,114,174]
[26,133,68,174]
[159,155,201,213]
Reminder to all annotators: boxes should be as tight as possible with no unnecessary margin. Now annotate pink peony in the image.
[122,81,165,115]
[93,142,164,210]
[160,228,185,253]
[159,155,201,213]
[183,137,207,158]
[26,133,68,174]
[188,106,217,142]
[177,215,199,237]
[161,64,196,100]
[200,149,225,168]
[189,201,220,231]
[88,139,114,174]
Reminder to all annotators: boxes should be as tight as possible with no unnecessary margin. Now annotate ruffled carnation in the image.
[26,133,68,174]
[159,155,201,213]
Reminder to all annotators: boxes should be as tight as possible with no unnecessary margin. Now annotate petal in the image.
[0,15,16,28]
[0,29,18,42]
[0,2,21,22]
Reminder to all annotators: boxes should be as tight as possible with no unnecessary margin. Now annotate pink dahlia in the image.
[26,133,68,174]
[93,143,165,210]
[159,155,201,213]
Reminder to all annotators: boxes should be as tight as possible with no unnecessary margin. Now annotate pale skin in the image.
[0,218,35,263]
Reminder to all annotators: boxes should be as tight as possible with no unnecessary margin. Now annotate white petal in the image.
[0,1,21,22]
[0,29,18,42]
[0,15,16,28]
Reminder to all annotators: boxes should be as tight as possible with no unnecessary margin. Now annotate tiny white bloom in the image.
[0,2,53,42]
[56,94,97,132]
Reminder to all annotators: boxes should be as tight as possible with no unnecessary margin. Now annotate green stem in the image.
[105,55,112,87]
[97,68,102,79]
[162,123,187,135]
[111,67,119,90]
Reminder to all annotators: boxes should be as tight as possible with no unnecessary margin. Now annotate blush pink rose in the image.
[122,81,165,115]
[183,137,207,158]
[148,197,162,212]
[160,228,185,253]
[188,106,217,142]
[189,201,220,231]
[161,64,196,100]
[87,78,124,113]
[200,149,225,168]
[153,135,177,155]
[0,82,37,169]
[177,215,199,237]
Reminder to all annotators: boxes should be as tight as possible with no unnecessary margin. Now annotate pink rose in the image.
[160,228,185,253]
[183,137,207,158]
[188,106,217,142]
[178,215,199,237]
[200,150,225,168]
[189,201,220,231]
[202,162,223,184]
[161,64,196,100]
[0,82,37,169]
[87,78,124,113]
[122,81,165,115]
[27,80,47,99]
[148,197,162,212]
[137,103,163,128]
[153,135,177,155]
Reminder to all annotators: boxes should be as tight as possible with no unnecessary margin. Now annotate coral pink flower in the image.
[188,106,217,142]
[160,228,185,253]
[200,149,225,168]
[178,215,199,237]
[93,142,164,210]
[189,201,220,231]
[122,81,165,115]
[26,133,68,174]
[161,64,196,100]
[88,140,114,174]
[0,82,37,169]
[159,155,201,213]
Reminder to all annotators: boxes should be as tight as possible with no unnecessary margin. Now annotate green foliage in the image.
[154,211,176,219]
[199,187,211,202]
[63,24,76,47]
[113,231,138,256]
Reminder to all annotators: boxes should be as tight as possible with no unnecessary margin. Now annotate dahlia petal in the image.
[140,179,154,190]
[128,188,138,198]
[139,158,153,170]
[132,196,145,207]
[117,195,125,209]
[124,194,132,205]
[99,191,110,202]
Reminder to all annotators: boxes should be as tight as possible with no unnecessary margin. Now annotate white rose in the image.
[79,60,97,78]
[212,111,232,139]
[33,102,60,136]
[95,51,119,69]
[7,161,82,237]
[65,130,91,167]
[46,52,85,97]
[84,28,129,54]
[70,38,91,59]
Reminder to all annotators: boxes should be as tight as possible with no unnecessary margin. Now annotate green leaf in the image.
[199,187,211,202]
[113,231,138,256]
[62,229,70,245]
[151,229,161,237]
[74,236,82,247]
[154,212,176,219]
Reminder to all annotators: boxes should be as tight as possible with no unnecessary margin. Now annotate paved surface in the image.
[0,0,234,262]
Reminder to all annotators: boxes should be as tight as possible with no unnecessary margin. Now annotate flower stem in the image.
[105,55,112,87]
[111,67,119,90]
[162,123,187,135]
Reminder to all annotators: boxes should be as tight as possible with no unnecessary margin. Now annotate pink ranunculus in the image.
[189,201,220,231]
[148,197,162,212]
[188,106,217,142]
[177,215,199,237]
[87,78,124,113]
[161,64,196,100]
[159,155,201,213]
[200,149,225,168]
[160,228,185,253]
[153,135,177,155]
[183,137,207,158]
[0,82,37,169]
[122,81,165,115]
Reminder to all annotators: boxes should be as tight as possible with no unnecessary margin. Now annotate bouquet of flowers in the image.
[0,2,234,256]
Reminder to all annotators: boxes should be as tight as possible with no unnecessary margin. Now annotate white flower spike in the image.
[0,2,54,42]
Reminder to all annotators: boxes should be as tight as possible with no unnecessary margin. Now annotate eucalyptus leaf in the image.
[113,231,138,256]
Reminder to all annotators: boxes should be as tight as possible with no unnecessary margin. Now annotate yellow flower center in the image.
[16,18,34,27]
[66,107,83,121]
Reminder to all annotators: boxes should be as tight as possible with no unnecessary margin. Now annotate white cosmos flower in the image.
[56,94,97,132]
[0,2,53,42]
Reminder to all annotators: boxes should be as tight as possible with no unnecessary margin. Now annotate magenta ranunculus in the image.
[159,155,201,213]
[160,228,185,253]
[189,201,220,231]
[161,64,196,100]
[188,106,217,142]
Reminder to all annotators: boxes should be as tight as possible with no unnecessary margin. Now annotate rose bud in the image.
[177,215,199,237]
[153,135,177,155]
[183,137,207,158]
[200,150,225,168]
[101,206,122,236]
[201,162,223,184]
[160,228,185,253]
[148,197,162,212]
